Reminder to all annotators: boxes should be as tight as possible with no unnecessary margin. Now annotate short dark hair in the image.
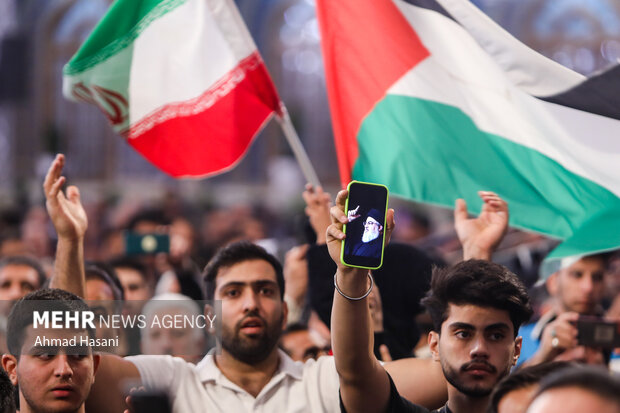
[487,362,574,413]
[202,241,284,300]
[0,256,46,289]
[109,256,149,283]
[85,262,124,301]
[534,365,620,409]
[6,288,95,357]
[421,260,532,337]
[0,368,16,413]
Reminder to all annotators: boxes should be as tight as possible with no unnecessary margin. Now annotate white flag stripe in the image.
[130,0,255,124]
[389,4,620,197]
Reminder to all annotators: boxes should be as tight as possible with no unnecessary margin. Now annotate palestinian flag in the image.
[63,0,281,178]
[316,0,620,272]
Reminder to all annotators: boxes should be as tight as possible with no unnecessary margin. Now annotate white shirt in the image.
[126,350,340,413]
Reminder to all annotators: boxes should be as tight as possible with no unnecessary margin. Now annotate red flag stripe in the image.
[316,0,430,185]
[127,53,280,178]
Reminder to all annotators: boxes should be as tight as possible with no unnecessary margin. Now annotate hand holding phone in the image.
[340,181,389,270]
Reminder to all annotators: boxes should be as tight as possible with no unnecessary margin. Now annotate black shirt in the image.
[339,373,451,413]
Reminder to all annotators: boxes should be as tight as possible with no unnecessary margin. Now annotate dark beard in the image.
[442,359,504,398]
[221,310,283,364]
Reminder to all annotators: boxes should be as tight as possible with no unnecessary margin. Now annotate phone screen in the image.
[340,181,389,269]
[124,231,170,255]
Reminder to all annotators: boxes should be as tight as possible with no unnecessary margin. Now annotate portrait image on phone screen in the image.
[341,181,389,269]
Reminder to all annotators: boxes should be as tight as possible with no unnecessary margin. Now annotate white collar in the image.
[196,348,304,384]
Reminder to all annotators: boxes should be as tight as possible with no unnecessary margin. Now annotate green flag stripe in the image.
[64,0,186,75]
[353,95,620,256]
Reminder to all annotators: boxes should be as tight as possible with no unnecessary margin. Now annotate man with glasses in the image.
[346,207,384,259]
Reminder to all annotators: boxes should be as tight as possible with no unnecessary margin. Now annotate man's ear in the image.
[1,354,18,386]
[428,331,440,362]
[513,336,522,366]
[546,272,559,296]
[281,300,289,331]
[92,354,101,379]
[204,304,217,334]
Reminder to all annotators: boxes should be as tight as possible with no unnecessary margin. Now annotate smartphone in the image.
[577,317,620,349]
[340,181,389,269]
[124,231,170,255]
[131,391,172,413]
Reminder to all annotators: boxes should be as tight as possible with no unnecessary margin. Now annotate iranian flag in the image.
[63,0,281,178]
[316,0,620,270]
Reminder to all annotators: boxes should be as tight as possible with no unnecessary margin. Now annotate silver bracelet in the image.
[334,271,374,301]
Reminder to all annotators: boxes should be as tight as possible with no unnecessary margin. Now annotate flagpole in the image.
[276,106,321,187]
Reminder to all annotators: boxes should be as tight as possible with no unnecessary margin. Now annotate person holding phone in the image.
[518,253,611,368]
[328,188,533,413]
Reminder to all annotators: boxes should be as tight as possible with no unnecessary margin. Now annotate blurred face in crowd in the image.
[2,326,100,413]
[85,278,115,302]
[0,264,41,314]
[497,384,538,413]
[142,306,205,363]
[527,387,620,413]
[116,267,150,302]
[430,304,521,398]
[85,278,119,353]
[281,329,328,362]
[548,256,606,315]
[361,217,382,243]
[214,259,287,364]
[116,266,150,315]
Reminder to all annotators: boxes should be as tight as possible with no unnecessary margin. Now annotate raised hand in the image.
[347,205,361,222]
[302,184,332,244]
[326,190,394,270]
[283,244,310,307]
[43,154,87,241]
[454,191,508,260]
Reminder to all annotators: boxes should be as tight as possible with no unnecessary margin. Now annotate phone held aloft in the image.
[124,231,170,256]
[340,181,389,270]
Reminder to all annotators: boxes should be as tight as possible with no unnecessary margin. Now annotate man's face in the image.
[142,307,204,363]
[549,256,606,315]
[281,330,327,362]
[0,264,40,314]
[361,217,382,243]
[429,304,521,398]
[4,326,99,413]
[116,267,150,315]
[527,387,620,413]
[215,259,287,364]
[116,267,150,302]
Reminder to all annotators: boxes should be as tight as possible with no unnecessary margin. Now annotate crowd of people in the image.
[0,153,618,412]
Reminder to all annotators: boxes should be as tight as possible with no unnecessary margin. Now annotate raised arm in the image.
[454,191,508,260]
[302,183,332,244]
[327,189,393,413]
[44,154,87,296]
[44,154,141,412]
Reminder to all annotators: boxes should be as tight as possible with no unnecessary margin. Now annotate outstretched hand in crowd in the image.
[454,191,508,260]
[43,153,88,241]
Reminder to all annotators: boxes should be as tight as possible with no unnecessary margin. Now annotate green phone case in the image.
[340,180,389,270]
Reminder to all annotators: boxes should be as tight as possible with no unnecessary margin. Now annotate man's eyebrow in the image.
[484,323,510,332]
[27,345,58,354]
[219,279,278,290]
[447,322,475,331]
